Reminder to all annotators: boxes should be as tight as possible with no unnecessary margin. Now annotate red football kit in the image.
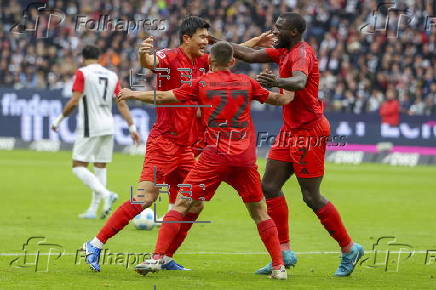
[154,71,284,269]
[172,70,270,203]
[94,49,209,256]
[265,42,330,178]
[263,43,353,254]
[140,48,209,190]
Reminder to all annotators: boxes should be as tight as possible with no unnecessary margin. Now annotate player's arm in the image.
[52,70,86,132]
[117,88,178,104]
[138,37,158,69]
[240,31,274,48]
[51,91,83,132]
[116,100,141,144]
[256,70,307,91]
[208,35,272,63]
[264,90,295,106]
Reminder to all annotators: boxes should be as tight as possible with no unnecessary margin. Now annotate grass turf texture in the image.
[1,150,435,289]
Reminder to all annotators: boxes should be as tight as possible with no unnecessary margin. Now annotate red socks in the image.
[266,196,290,245]
[154,210,183,255]
[96,200,143,243]
[257,219,283,269]
[315,202,352,252]
[165,212,199,257]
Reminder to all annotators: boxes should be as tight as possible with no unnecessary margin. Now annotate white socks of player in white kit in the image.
[86,167,106,213]
[73,167,112,200]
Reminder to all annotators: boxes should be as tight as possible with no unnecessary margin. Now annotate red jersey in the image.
[173,70,270,166]
[266,42,323,129]
[380,100,400,126]
[150,47,209,145]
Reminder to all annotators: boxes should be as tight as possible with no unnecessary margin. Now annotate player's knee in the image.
[173,197,192,214]
[134,181,159,205]
[301,188,323,209]
[247,202,268,224]
[302,192,315,208]
[134,190,159,208]
[188,200,204,214]
[261,181,282,199]
[132,194,153,208]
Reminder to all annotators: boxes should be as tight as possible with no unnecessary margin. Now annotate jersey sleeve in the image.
[265,48,281,64]
[72,70,84,93]
[172,78,200,102]
[113,80,121,96]
[249,77,270,103]
[290,47,310,75]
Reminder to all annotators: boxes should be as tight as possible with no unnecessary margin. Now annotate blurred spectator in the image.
[0,0,434,115]
[380,88,400,126]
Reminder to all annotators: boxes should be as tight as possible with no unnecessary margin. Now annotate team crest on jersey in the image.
[156,50,166,59]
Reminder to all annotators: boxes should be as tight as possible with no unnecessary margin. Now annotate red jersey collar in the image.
[177,47,202,65]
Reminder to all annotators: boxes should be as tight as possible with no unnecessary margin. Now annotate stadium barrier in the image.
[1,89,435,166]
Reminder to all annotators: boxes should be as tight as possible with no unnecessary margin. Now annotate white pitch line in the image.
[0,250,431,256]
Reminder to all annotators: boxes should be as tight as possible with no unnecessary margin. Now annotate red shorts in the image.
[192,136,206,158]
[140,135,195,185]
[268,116,330,178]
[180,156,264,203]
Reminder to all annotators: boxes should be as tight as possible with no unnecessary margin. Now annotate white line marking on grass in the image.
[0,250,430,256]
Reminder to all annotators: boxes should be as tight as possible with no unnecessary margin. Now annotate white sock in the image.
[72,167,111,198]
[86,167,106,212]
[90,237,104,249]
[86,192,100,213]
[162,255,173,263]
[94,167,107,187]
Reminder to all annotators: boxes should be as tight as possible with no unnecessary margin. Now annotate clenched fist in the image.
[138,37,154,55]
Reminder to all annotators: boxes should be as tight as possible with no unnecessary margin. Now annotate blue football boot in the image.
[335,243,364,276]
[161,259,191,271]
[82,241,101,272]
[255,250,297,275]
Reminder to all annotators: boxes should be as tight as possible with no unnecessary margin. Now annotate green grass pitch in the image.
[1,150,436,289]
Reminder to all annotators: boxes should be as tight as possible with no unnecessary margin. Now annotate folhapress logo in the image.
[9,237,64,272]
[9,2,65,39]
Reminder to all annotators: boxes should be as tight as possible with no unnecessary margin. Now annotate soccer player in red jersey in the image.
[82,16,274,272]
[138,17,211,216]
[139,21,274,210]
[118,41,295,280]
[81,16,211,272]
[216,12,364,276]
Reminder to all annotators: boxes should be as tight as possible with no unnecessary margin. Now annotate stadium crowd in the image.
[0,0,434,115]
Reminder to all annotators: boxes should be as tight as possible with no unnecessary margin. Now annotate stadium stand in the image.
[0,0,434,115]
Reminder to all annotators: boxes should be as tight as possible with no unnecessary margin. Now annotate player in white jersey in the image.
[51,45,140,219]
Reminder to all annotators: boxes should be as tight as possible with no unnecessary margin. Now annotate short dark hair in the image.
[179,16,210,43]
[280,12,306,34]
[82,45,100,60]
[210,41,233,66]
